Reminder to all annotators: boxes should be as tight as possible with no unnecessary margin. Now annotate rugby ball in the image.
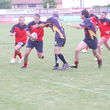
[30,32,38,41]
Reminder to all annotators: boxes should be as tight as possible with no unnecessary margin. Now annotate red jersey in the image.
[98,18,110,38]
[10,23,27,43]
[90,14,98,28]
[26,21,44,41]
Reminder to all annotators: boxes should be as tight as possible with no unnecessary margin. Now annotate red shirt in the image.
[10,24,27,43]
[27,21,44,41]
[98,18,110,38]
[90,14,98,28]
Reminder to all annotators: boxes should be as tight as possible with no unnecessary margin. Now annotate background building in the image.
[11,0,62,9]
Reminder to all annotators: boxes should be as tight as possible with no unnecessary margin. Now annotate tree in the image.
[43,0,56,8]
[107,4,110,7]
[0,0,11,9]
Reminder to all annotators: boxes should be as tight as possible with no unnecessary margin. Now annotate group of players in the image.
[10,8,110,70]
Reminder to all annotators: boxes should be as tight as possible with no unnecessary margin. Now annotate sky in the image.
[62,0,110,8]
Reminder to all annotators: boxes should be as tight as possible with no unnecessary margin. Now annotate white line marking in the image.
[43,80,110,97]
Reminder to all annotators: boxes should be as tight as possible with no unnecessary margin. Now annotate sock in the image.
[24,63,27,67]
[98,59,102,65]
[86,47,88,51]
[17,52,22,59]
[74,61,79,66]
[55,54,59,67]
[13,51,18,58]
[58,54,67,64]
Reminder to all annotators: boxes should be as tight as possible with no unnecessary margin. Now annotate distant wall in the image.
[0,8,110,23]
[0,16,81,23]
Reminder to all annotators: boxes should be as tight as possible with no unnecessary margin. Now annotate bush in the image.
[0,0,11,9]
[43,0,56,8]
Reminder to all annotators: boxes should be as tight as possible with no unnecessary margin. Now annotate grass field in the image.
[0,23,110,110]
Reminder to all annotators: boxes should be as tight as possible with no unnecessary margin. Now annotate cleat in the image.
[81,49,88,53]
[93,58,97,61]
[61,63,69,70]
[69,64,78,68]
[39,56,44,59]
[53,66,61,70]
[10,58,16,64]
[41,56,44,59]
[18,57,24,63]
[21,66,27,69]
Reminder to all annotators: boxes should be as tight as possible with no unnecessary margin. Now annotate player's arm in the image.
[10,32,16,36]
[26,31,32,38]
[105,31,110,34]
[95,16,99,31]
[26,31,37,41]
[34,18,53,28]
[10,25,16,36]
[33,23,45,28]
[105,19,110,34]
[95,25,99,31]
[33,22,52,28]
[26,23,33,38]
[26,24,36,41]
[67,23,82,29]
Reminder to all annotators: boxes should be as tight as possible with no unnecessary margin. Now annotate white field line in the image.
[43,80,110,97]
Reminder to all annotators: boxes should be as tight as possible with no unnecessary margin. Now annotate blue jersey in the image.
[80,18,96,40]
[45,17,66,39]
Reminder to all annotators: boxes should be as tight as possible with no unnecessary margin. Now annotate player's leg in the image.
[93,38,104,61]
[54,39,61,69]
[98,38,104,55]
[17,43,25,63]
[54,46,61,69]
[10,43,22,63]
[52,46,60,70]
[54,46,69,70]
[104,38,110,51]
[21,39,34,68]
[91,38,102,68]
[81,46,88,53]
[37,52,44,59]
[21,48,32,68]
[86,47,89,51]
[54,38,68,70]
[70,41,87,68]
[92,49,102,68]
[35,41,44,59]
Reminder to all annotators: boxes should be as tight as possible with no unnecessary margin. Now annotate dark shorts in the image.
[26,39,43,53]
[55,38,66,47]
[15,42,25,47]
[83,37,98,50]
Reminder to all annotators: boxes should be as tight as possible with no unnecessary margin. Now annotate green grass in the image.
[0,23,110,110]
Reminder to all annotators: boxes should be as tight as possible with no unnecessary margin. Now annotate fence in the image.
[0,8,110,23]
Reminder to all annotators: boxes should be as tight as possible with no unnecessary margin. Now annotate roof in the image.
[12,0,62,4]
[12,0,42,4]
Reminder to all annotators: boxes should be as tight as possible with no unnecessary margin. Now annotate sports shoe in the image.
[18,57,24,63]
[21,66,27,69]
[69,64,78,68]
[93,58,97,61]
[81,49,88,53]
[10,58,16,64]
[53,66,61,70]
[61,63,69,71]
[98,60,102,68]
